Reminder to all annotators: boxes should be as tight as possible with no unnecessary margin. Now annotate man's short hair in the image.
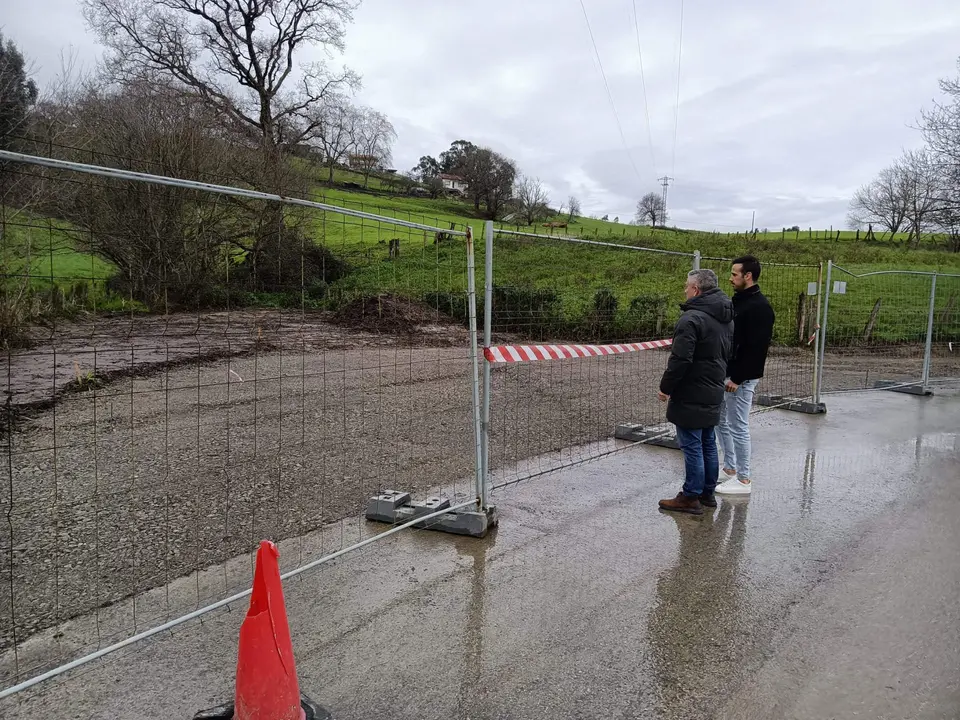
[732,255,761,281]
[687,268,718,292]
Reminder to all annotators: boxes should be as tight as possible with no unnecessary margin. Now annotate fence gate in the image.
[819,264,939,395]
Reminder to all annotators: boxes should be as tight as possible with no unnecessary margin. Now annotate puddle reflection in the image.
[647,501,749,715]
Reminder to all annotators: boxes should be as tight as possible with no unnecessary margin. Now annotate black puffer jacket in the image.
[659,288,735,429]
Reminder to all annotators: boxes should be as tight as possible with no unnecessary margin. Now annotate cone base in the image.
[193,692,331,720]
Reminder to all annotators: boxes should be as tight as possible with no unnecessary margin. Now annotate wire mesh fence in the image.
[0,148,483,692]
[481,227,696,489]
[699,257,822,403]
[1,140,956,701]
[930,273,960,385]
[819,266,942,393]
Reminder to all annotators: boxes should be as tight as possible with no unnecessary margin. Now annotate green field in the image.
[3,169,960,345]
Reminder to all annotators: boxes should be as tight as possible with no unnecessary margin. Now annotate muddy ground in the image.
[0,308,957,654]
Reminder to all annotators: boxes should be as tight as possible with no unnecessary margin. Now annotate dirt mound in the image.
[331,294,460,333]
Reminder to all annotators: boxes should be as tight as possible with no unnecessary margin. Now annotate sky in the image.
[4,0,960,231]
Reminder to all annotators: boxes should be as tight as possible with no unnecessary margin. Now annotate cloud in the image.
[4,0,960,230]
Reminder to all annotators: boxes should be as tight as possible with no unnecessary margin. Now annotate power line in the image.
[631,0,657,178]
[578,0,644,187]
[670,0,685,178]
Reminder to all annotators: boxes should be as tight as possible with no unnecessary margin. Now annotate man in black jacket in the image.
[658,269,734,515]
[716,255,775,496]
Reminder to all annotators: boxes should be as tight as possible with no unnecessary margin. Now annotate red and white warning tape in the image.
[484,339,672,364]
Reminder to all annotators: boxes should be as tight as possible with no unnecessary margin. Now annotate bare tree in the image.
[920,58,960,239]
[636,192,667,227]
[921,58,960,174]
[900,148,940,246]
[81,0,364,290]
[514,175,551,225]
[353,108,396,188]
[568,195,581,222]
[849,151,941,245]
[847,164,909,236]
[309,95,359,184]
[81,0,361,193]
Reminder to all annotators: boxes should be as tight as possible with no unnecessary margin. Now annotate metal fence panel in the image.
[0,147,481,693]
[700,258,821,404]
[481,226,696,490]
[820,266,937,393]
[929,273,960,386]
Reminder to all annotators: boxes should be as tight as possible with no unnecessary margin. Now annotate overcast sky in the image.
[4,0,959,230]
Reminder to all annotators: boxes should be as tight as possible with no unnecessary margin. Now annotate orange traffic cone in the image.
[235,540,303,720]
[194,541,331,720]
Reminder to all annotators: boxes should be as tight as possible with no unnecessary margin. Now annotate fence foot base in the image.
[365,490,497,538]
[755,394,827,414]
[615,423,679,449]
[872,381,933,396]
[194,693,331,720]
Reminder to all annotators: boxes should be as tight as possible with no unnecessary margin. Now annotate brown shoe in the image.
[658,492,704,515]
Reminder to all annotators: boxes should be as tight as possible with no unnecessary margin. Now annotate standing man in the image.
[658,269,734,515]
[716,255,775,496]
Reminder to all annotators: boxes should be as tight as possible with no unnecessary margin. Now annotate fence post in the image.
[921,273,937,391]
[692,250,701,271]
[816,260,833,402]
[481,221,494,509]
[465,225,485,510]
[812,261,824,403]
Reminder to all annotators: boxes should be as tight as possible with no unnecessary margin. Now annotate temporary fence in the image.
[930,273,960,385]
[817,262,960,395]
[699,257,823,409]
[477,224,698,492]
[476,230,829,497]
[0,146,488,697]
[1,144,955,704]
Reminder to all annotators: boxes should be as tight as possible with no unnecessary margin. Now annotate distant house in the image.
[439,174,469,193]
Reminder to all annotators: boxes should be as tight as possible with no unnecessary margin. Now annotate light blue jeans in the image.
[717,378,759,481]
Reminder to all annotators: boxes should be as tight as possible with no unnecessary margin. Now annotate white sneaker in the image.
[716,478,752,495]
[719,469,737,483]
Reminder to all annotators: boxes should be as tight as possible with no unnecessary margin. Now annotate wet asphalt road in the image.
[2,387,959,719]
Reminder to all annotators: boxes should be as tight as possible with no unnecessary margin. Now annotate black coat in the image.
[659,288,735,429]
[727,285,775,384]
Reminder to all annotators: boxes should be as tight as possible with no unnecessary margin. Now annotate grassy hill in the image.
[4,166,960,346]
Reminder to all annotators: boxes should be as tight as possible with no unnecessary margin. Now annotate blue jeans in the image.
[717,378,759,481]
[675,425,719,498]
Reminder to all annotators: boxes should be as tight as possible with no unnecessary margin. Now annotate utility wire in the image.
[631,0,657,178]
[670,0,685,178]
[578,0,644,187]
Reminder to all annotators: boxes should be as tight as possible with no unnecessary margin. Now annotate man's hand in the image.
[657,391,669,403]
[725,380,739,393]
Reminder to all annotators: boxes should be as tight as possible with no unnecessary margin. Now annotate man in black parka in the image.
[657,269,734,515]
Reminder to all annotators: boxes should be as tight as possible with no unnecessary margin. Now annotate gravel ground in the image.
[1,311,957,655]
